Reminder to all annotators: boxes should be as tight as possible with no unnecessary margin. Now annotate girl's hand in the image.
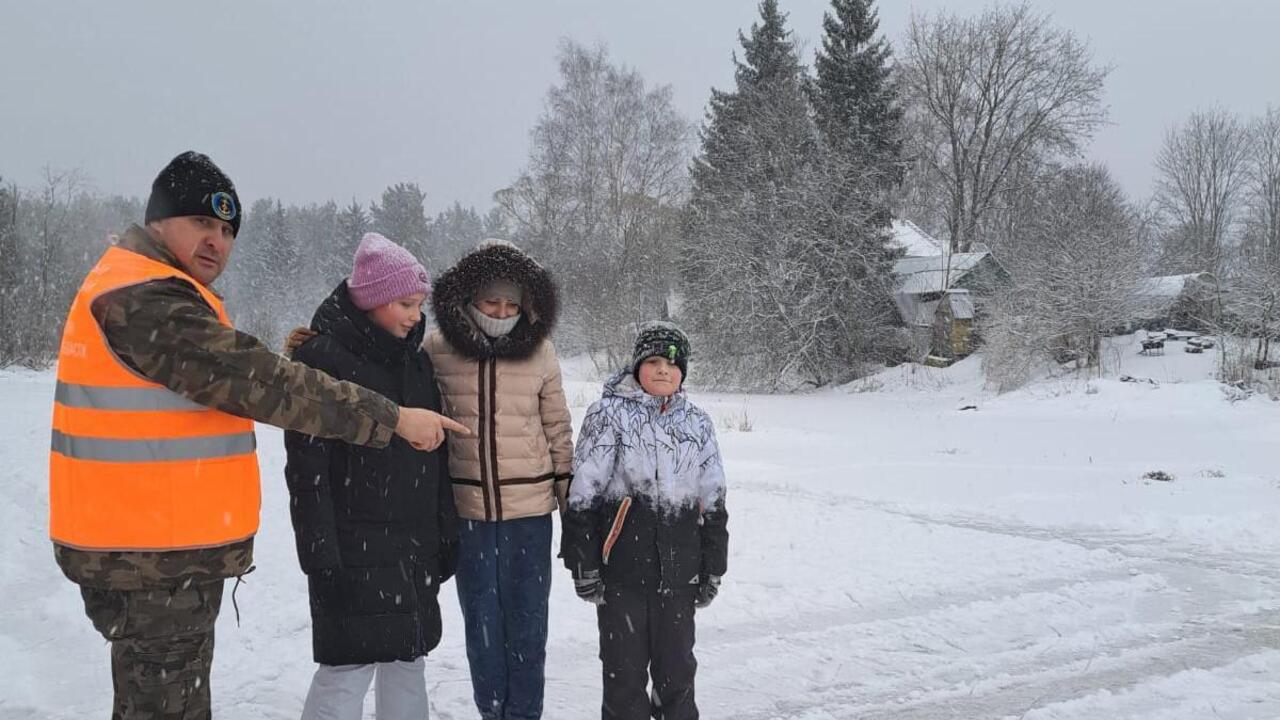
[283,326,316,357]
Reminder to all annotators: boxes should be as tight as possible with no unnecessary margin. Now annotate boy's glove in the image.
[574,569,605,605]
[695,574,721,609]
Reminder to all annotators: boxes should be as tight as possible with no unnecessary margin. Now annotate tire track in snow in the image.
[731,606,1280,720]
[709,478,1280,719]
[738,478,1280,583]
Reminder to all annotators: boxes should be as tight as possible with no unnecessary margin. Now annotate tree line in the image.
[0,177,501,364]
[4,0,1278,392]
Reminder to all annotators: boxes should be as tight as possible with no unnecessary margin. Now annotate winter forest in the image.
[1,1,1274,391]
[5,1,1280,719]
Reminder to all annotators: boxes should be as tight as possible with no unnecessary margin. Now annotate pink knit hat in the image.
[347,232,431,311]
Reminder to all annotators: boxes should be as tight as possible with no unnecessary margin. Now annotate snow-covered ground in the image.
[3,333,1279,719]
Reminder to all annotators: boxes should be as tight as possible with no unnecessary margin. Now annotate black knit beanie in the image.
[144,151,241,236]
[631,321,691,383]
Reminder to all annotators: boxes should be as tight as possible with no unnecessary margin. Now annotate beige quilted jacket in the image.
[426,241,574,522]
[426,333,572,521]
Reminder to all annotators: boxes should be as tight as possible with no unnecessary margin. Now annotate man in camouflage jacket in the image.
[54,152,462,719]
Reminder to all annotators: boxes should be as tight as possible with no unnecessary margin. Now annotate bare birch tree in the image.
[1153,108,1251,274]
[1242,106,1280,264]
[497,40,692,365]
[900,2,1109,253]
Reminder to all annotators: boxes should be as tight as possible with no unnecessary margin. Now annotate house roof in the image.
[894,252,991,295]
[893,293,939,327]
[891,219,945,257]
[1138,273,1213,299]
[888,220,1001,326]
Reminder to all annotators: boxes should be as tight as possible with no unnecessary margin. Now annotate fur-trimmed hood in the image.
[430,240,558,361]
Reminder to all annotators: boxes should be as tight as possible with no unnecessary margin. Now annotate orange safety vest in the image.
[49,244,261,551]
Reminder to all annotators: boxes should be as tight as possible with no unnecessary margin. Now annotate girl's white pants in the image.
[300,658,428,720]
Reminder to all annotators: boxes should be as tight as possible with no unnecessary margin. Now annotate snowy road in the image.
[3,345,1279,719]
[719,479,1280,719]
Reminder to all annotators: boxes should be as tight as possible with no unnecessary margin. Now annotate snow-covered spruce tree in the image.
[336,199,369,268]
[482,206,508,240]
[981,165,1147,391]
[293,200,343,302]
[497,40,691,367]
[227,198,299,347]
[810,0,906,363]
[681,0,900,390]
[284,201,344,335]
[429,201,487,268]
[810,0,904,215]
[371,182,432,267]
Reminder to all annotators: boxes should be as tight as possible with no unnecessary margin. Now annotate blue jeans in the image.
[455,514,552,720]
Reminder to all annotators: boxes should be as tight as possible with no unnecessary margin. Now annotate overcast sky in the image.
[2,1,1277,214]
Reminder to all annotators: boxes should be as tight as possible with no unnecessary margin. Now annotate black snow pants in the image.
[597,585,699,720]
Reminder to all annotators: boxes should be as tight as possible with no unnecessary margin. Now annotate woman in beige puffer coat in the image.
[427,240,572,720]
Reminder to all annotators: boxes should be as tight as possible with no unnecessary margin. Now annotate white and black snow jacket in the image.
[561,371,728,590]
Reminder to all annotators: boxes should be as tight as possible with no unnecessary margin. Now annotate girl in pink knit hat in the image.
[285,232,457,720]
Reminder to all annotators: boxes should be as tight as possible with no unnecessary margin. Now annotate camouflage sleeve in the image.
[92,278,399,447]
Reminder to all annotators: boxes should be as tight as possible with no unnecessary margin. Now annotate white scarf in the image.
[467,304,522,338]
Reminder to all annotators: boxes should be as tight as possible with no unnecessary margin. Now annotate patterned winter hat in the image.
[144,151,241,236]
[631,321,691,382]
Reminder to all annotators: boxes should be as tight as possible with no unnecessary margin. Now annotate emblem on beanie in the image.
[667,344,679,361]
[211,192,237,221]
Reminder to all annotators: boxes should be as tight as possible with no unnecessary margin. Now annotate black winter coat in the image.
[564,495,728,591]
[285,282,458,665]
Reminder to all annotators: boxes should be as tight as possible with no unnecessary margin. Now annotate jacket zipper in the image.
[655,401,675,592]
[655,469,670,594]
[488,358,503,522]
[477,359,493,521]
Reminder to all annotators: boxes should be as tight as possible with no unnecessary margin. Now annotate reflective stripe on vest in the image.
[54,381,206,412]
[51,429,257,463]
[49,243,261,551]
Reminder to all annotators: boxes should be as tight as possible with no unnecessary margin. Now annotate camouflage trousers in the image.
[80,580,224,720]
